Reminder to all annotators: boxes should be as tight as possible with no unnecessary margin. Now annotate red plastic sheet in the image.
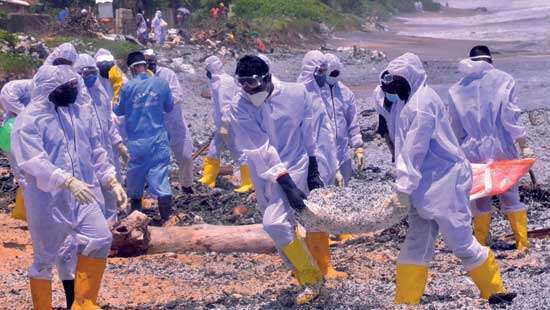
[470,158,536,200]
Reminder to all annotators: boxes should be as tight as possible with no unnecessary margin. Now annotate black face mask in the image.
[147,61,157,73]
[49,82,78,108]
[97,61,114,79]
[206,70,212,80]
[52,58,73,66]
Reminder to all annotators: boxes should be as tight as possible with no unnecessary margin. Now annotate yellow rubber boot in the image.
[305,232,348,280]
[473,213,491,246]
[198,157,221,188]
[282,235,324,305]
[30,278,52,310]
[468,251,506,299]
[234,165,254,193]
[72,256,107,310]
[506,210,529,252]
[394,264,429,305]
[11,186,27,221]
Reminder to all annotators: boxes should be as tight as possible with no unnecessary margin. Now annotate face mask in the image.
[97,61,113,79]
[385,92,400,104]
[49,82,78,108]
[147,61,157,73]
[52,58,73,66]
[83,74,97,88]
[314,74,326,88]
[246,91,269,107]
[206,70,212,80]
[327,76,338,86]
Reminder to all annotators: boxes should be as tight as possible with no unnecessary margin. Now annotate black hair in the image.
[236,55,269,77]
[469,45,493,63]
[127,51,145,67]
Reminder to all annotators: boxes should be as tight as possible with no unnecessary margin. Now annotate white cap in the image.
[143,49,156,57]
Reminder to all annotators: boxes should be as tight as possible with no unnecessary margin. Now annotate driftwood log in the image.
[110,211,276,257]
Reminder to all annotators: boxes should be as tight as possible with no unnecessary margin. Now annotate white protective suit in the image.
[154,66,194,188]
[205,56,244,164]
[390,53,487,270]
[228,78,318,247]
[152,11,166,45]
[297,51,338,185]
[44,43,78,66]
[0,79,33,184]
[448,59,526,215]
[320,54,363,182]
[75,54,123,223]
[11,65,114,280]
[373,86,405,145]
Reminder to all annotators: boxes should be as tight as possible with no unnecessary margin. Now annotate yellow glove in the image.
[107,176,128,208]
[65,176,97,205]
[335,170,344,188]
[116,142,130,165]
[354,147,365,171]
[395,191,411,208]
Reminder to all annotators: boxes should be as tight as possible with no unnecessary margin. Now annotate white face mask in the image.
[246,91,269,107]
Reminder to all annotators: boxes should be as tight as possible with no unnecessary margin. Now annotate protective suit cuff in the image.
[51,169,72,190]
[100,173,117,188]
[394,181,414,195]
[260,163,288,183]
[350,135,363,148]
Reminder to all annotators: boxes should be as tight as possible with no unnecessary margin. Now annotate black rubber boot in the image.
[158,195,173,221]
[130,198,142,211]
[489,292,517,304]
[62,280,75,309]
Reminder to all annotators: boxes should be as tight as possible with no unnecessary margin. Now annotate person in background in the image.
[447,45,533,254]
[136,11,149,46]
[152,10,167,46]
[143,49,194,194]
[12,65,125,309]
[0,79,33,221]
[228,55,326,305]
[200,55,253,193]
[381,53,516,305]
[75,53,129,224]
[115,51,174,222]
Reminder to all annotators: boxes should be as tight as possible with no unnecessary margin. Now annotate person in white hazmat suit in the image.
[382,53,516,305]
[11,65,127,309]
[296,50,349,280]
[318,53,364,186]
[0,79,33,220]
[75,53,127,223]
[199,55,254,192]
[143,49,194,193]
[152,10,167,45]
[447,45,533,253]
[315,53,364,243]
[227,55,326,305]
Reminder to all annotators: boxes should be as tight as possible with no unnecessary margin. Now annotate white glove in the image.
[354,147,365,171]
[335,170,344,188]
[395,191,411,208]
[116,142,130,165]
[107,176,128,208]
[520,146,534,159]
[65,176,97,205]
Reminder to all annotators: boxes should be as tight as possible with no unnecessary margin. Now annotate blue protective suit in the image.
[205,56,244,164]
[11,65,114,280]
[319,54,362,182]
[389,53,487,270]
[154,66,194,188]
[114,73,173,199]
[448,59,526,215]
[228,78,318,247]
[75,54,123,223]
[297,51,338,185]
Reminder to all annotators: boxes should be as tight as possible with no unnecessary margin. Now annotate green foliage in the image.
[0,53,40,75]
[233,0,333,22]
[44,36,139,64]
[0,30,17,46]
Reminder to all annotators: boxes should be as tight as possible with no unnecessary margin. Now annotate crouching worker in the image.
[380,53,517,305]
[12,65,125,309]
[228,55,326,305]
